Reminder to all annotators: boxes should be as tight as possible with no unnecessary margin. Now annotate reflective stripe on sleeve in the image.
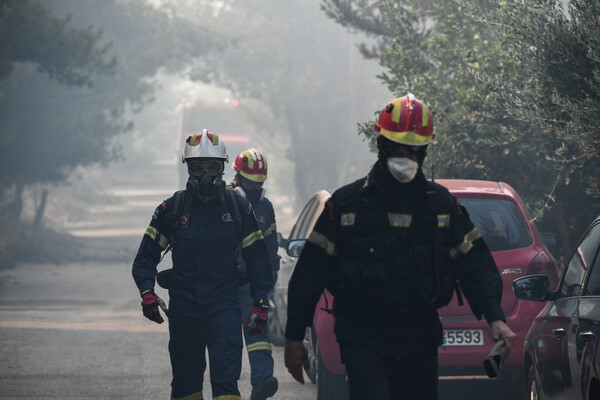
[247,341,272,352]
[144,226,169,250]
[450,227,482,259]
[308,231,336,255]
[263,222,277,237]
[242,230,264,248]
[145,226,159,240]
[157,234,169,249]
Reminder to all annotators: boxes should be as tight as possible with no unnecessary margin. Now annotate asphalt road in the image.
[0,234,524,400]
[0,260,316,400]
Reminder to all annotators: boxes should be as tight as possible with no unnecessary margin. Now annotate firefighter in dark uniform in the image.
[229,148,280,400]
[132,130,273,400]
[284,95,517,400]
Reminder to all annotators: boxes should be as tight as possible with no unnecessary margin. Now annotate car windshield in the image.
[459,198,532,252]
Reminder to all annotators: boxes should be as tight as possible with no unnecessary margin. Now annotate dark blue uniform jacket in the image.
[236,193,280,278]
[132,191,273,317]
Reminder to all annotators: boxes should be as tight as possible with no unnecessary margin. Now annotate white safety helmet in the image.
[182,129,228,163]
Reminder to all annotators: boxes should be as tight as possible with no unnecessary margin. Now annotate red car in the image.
[289,180,560,399]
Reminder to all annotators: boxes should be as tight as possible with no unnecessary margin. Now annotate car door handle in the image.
[552,328,567,337]
[578,331,595,342]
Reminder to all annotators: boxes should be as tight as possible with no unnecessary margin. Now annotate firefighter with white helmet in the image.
[182,128,229,200]
[132,130,274,400]
[229,148,280,400]
[284,95,517,399]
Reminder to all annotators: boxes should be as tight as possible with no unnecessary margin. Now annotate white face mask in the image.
[386,157,418,183]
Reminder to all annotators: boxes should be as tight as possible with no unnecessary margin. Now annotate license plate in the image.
[442,329,484,346]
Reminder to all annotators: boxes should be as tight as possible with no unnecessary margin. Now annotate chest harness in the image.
[327,187,462,312]
[156,189,242,289]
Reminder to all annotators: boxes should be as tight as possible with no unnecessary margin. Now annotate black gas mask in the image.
[238,175,264,204]
[186,159,226,200]
[243,187,262,204]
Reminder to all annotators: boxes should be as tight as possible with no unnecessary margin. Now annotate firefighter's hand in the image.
[284,339,309,384]
[245,298,269,336]
[141,290,168,324]
[490,320,517,352]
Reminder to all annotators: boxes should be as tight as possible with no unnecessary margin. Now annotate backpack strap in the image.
[166,190,186,244]
[225,188,247,286]
[158,190,186,263]
[225,188,243,244]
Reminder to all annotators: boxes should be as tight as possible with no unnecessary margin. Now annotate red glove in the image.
[244,298,269,336]
[141,290,168,324]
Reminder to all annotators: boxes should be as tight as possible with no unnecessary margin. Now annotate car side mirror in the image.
[513,275,550,302]
[277,232,288,248]
[287,239,306,257]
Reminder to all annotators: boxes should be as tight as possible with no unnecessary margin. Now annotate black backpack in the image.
[156,189,242,289]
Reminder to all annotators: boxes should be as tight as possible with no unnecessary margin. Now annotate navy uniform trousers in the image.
[238,282,274,386]
[340,342,439,400]
[169,308,243,399]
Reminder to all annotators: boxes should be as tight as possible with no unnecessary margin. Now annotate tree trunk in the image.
[9,183,24,220]
[551,205,571,265]
[33,189,48,227]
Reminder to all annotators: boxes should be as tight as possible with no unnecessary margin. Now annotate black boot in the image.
[250,376,278,400]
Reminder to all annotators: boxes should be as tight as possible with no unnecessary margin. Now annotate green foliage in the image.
[0,0,223,195]
[488,0,600,244]
[0,0,117,192]
[487,0,600,195]
[322,0,600,247]
[0,0,115,87]
[0,0,229,266]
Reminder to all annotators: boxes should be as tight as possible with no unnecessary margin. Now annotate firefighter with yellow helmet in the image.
[229,148,280,400]
[132,130,274,400]
[284,95,517,399]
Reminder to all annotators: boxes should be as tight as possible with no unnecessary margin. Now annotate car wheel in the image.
[267,302,286,347]
[317,343,349,400]
[527,365,542,400]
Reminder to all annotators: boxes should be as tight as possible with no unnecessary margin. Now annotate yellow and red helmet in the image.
[232,148,268,183]
[375,94,434,146]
